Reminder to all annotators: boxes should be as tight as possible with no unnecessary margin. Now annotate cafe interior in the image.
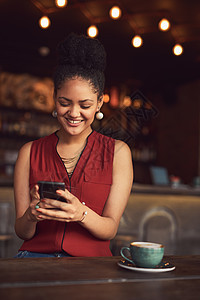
[0,0,200,260]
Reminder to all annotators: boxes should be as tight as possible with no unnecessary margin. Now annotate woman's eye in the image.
[60,103,70,107]
[81,106,91,109]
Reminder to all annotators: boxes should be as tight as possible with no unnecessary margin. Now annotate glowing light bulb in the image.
[158,18,170,31]
[87,25,98,38]
[38,46,50,56]
[109,6,122,19]
[39,16,51,29]
[133,99,142,109]
[55,0,67,7]
[173,44,183,56]
[123,96,131,107]
[103,94,110,103]
[131,35,143,48]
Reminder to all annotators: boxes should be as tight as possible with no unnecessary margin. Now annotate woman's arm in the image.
[14,142,42,240]
[37,140,133,240]
[79,139,133,239]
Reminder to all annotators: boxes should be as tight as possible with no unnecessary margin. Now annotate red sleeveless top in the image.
[20,131,115,256]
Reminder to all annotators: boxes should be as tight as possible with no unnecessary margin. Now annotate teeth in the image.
[68,119,82,124]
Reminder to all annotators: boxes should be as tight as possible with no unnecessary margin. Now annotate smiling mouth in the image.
[66,118,83,124]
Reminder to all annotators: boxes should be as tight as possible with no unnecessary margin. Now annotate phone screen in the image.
[38,181,66,202]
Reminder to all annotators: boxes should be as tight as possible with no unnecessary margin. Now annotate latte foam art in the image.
[131,242,163,248]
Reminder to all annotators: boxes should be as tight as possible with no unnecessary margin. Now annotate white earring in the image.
[52,110,57,118]
[96,110,104,120]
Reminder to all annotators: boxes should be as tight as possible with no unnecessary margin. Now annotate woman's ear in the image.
[53,90,56,103]
[97,95,104,111]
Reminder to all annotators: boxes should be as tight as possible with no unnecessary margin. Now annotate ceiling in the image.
[0,0,200,95]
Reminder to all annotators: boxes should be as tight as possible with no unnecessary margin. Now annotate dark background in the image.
[0,0,200,184]
[0,0,199,92]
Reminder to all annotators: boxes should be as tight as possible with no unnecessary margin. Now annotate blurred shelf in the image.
[133,183,200,196]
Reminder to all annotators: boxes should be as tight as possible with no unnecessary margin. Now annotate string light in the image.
[39,16,51,29]
[55,0,67,8]
[173,44,183,56]
[131,35,143,48]
[35,7,186,60]
[87,25,98,38]
[158,18,170,31]
[109,6,122,20]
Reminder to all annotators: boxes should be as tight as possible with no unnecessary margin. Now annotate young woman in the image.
[14,33,133,258]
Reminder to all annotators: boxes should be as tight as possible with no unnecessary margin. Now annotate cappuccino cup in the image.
[120,242,164,268]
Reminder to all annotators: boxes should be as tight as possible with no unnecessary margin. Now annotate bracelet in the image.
[80,202,87,222]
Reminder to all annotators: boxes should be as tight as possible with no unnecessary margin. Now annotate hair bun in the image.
[57,33,106,72]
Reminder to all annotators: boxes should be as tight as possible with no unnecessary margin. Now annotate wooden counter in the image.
[0,256,200,300]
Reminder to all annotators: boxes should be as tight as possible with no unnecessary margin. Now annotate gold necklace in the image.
[61,154,81,177]
[61,153,81,164]
[60,143,85,176]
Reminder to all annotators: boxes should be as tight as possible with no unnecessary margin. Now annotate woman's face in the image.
[54,78,102,136]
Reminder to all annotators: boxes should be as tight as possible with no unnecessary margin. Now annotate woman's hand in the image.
[27,185,44,222]
[28,184,56,222]
[35,189,86,222]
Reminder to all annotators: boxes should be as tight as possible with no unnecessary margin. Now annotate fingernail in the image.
[56,190,62,194]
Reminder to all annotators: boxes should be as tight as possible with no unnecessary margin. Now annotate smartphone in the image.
[37,181,66,202]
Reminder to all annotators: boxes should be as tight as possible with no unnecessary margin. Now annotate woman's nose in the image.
[68,105,80,117]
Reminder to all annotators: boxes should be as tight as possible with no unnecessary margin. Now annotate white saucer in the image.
[118,260,176,273]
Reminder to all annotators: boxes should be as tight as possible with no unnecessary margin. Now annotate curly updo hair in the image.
[53,33,106,101]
